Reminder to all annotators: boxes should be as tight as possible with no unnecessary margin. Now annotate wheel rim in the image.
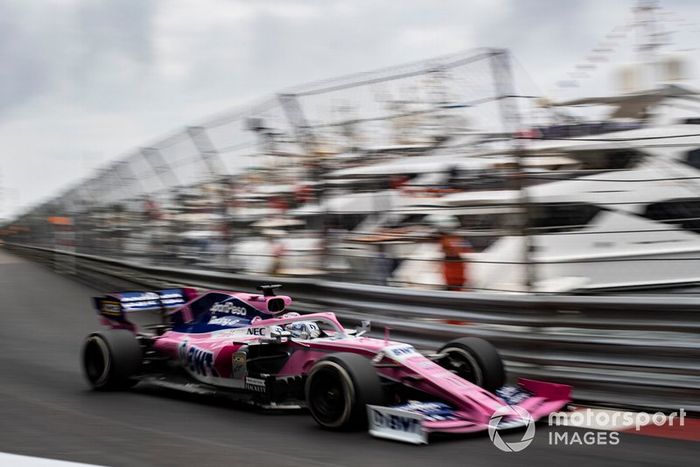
[307,362,353,428]
[84,336,111,386]
[439,347,483,386]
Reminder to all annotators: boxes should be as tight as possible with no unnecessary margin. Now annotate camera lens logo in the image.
[488,405,535,452]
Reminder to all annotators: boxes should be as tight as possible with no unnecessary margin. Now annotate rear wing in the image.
[94,288,196,320]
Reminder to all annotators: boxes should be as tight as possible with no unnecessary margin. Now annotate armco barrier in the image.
[7,243,700,412]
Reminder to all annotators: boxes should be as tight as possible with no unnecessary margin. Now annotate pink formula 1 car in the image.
[81,285,571,444]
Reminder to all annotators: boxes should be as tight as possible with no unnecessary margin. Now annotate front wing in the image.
[367,378,572,444]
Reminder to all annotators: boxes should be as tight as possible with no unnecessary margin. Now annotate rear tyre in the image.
[437,337,505,392]
[82,330,142,390]
[305,352,384,430]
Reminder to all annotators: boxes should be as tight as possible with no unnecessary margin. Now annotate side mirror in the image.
[356,320,371,337]
[267,297,285,313]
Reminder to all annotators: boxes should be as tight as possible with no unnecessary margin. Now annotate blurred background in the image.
[3,0,700,294]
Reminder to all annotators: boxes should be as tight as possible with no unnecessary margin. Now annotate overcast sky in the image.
[1,0,699,219]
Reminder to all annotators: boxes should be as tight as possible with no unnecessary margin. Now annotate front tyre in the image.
[82,330,142,390]
[305,353,384,430]
[437,337,505,392]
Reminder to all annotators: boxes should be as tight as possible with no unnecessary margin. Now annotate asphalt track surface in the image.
[0,249,697,466]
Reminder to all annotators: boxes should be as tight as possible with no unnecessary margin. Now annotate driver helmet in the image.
[285,321,321,339]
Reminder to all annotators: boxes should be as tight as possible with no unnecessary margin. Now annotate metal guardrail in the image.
[7,243,700,412]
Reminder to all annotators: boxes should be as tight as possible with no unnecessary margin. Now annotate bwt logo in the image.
[370,409,421,433]
[178,343,219,377]
[389,346,415,357]
[210,301,248,316]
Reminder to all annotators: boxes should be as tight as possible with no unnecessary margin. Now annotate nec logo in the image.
[247,328,266,336]
[370,409,421,433]
[210,301,248,316]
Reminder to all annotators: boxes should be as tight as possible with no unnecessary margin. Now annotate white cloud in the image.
[1,0,699,219]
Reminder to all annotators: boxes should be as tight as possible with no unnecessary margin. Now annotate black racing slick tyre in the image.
[305,353,384,430]
[82,330,142,390]
[437,337,505,392]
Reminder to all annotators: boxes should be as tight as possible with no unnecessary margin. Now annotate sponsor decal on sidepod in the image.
[210,301,248,316]
[178,342,219,377]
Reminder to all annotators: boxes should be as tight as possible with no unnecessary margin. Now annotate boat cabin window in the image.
[577,149,643,171]
[443,168,511,191]
[530,203,602,233]
[325,213,369,231]
[644,199,700,234]
[389,214,428,228]
[684,148,700,170]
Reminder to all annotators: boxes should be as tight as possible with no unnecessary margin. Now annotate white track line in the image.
[0,453,103,467]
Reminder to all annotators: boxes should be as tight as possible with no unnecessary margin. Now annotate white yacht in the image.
[388,118,700,293]
[471,123,700,293]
